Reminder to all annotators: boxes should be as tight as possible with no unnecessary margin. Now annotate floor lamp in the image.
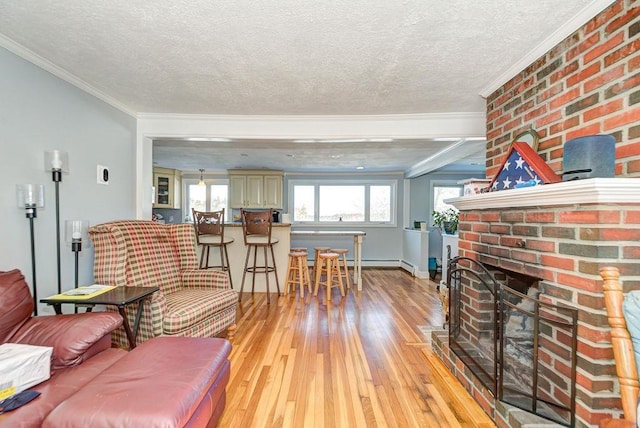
[66,220,88,314]
[45,150,68,295]
[17,184,45,316]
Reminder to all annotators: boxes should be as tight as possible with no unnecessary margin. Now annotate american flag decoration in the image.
[490,142,561,191]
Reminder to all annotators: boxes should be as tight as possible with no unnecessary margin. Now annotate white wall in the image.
[0,47,137,314]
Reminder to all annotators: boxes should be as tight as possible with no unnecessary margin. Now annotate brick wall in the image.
[458,204,640,427]
[485,0,640,180]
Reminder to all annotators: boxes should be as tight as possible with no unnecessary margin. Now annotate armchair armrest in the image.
[181,269,231,291]
[9,312,122,369]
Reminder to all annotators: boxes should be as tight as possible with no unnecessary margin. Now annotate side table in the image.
[41,286,158,349]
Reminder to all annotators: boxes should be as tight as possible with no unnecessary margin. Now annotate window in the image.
[433,185,462,211]
[185,180,229,221]
[290,180,396,225]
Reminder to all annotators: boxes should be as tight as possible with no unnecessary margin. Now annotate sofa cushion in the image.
[0,269,33,343]
[0,348,126,428]
[11,313,123,369]
[163,288,237,335]
[42,337,232,428]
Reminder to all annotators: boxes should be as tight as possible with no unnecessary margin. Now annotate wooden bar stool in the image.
[240,209,280,304]
[192,208,234,288]
[285,251,311,299]
[313,252,345,302]
[329,248,351,289]
[313,247,330,278]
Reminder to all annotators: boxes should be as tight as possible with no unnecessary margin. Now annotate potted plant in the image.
[432,208,459,234]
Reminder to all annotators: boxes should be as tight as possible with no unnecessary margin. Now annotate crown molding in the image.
[0,34,136,117]
[479,0,616,98]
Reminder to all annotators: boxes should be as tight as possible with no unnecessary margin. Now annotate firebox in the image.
[448,256,578,426]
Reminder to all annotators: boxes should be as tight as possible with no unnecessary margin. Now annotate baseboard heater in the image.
[400,260,416,276]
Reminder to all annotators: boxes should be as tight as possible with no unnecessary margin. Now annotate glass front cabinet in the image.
[153,167,182,209]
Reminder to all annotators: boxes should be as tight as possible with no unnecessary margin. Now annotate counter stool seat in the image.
[329,248,351,289]
[285,251,312,300]
[192,209,234,288]
[240,209,280,304]
[313,252,345,303]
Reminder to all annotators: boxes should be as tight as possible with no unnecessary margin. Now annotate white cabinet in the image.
[263,175,283,208]
[228,170,283,209]
[246,175,265,207]
[153,167,181,209]
[229,176,247,208]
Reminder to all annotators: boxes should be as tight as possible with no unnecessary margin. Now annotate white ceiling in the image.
[0,0,609,174]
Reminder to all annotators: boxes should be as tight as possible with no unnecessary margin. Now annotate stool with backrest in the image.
[240,209,280,303]
[329,248,351,290]
[314,252,345,303]
[192,209,234,287]
[285,251,311,300]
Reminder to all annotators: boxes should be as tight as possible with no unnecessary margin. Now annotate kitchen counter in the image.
[194,223,291,294]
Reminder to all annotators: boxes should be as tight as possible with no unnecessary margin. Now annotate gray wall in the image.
[0,47,137,314]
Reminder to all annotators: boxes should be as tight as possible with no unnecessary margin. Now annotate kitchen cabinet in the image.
[228,170,283,209]
[153,167,182,209]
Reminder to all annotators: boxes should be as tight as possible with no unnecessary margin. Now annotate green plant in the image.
[432,208,459,234]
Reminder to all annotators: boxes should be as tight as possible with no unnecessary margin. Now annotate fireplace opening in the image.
[447,257,578,426]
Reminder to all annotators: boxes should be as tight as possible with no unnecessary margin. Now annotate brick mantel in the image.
[447,178,640,211]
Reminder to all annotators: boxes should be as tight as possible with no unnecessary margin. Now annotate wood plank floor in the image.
[220,268,495,427]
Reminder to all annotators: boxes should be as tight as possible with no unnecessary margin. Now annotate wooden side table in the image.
[41,286,159,349]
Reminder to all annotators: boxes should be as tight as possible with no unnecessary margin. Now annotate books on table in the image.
[45,284,116,300]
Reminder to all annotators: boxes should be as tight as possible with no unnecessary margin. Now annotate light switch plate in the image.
[97,165,109,185]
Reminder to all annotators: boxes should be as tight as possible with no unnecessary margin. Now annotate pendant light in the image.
[198,169,205,186]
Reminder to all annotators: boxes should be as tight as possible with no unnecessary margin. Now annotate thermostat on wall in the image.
[97,165,109,185]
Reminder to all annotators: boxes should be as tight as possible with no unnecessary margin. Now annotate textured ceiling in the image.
[0,0,602,173]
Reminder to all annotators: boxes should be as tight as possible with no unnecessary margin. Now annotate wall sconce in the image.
[198,169,206,186]
[16,184,45,315]
[45,149,69,294]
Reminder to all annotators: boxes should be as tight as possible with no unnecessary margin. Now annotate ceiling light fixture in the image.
[198,169,205,186]
[356,166,365,170]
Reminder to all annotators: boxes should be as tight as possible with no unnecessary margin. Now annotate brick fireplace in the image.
[433,178,640,427]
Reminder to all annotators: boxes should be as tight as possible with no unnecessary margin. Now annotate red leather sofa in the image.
[0,269,231,427]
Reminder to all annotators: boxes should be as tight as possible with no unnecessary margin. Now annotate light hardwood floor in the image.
[220,268,495,427]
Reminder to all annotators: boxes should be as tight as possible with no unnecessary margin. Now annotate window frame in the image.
[288,179,397,227]
[183,178,230,221]
[430,180,463,225]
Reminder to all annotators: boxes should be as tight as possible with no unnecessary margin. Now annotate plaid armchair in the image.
[89,220,237,348]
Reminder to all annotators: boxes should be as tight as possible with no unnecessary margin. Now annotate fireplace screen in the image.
[447,257,578,426]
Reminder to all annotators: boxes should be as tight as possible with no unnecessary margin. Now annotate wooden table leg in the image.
[353,235,363,291]
[118,306,136,350]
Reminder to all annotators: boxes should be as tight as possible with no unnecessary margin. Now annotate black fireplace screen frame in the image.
[447,256,578,427]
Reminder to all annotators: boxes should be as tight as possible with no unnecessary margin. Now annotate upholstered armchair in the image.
[89,220,237,348]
